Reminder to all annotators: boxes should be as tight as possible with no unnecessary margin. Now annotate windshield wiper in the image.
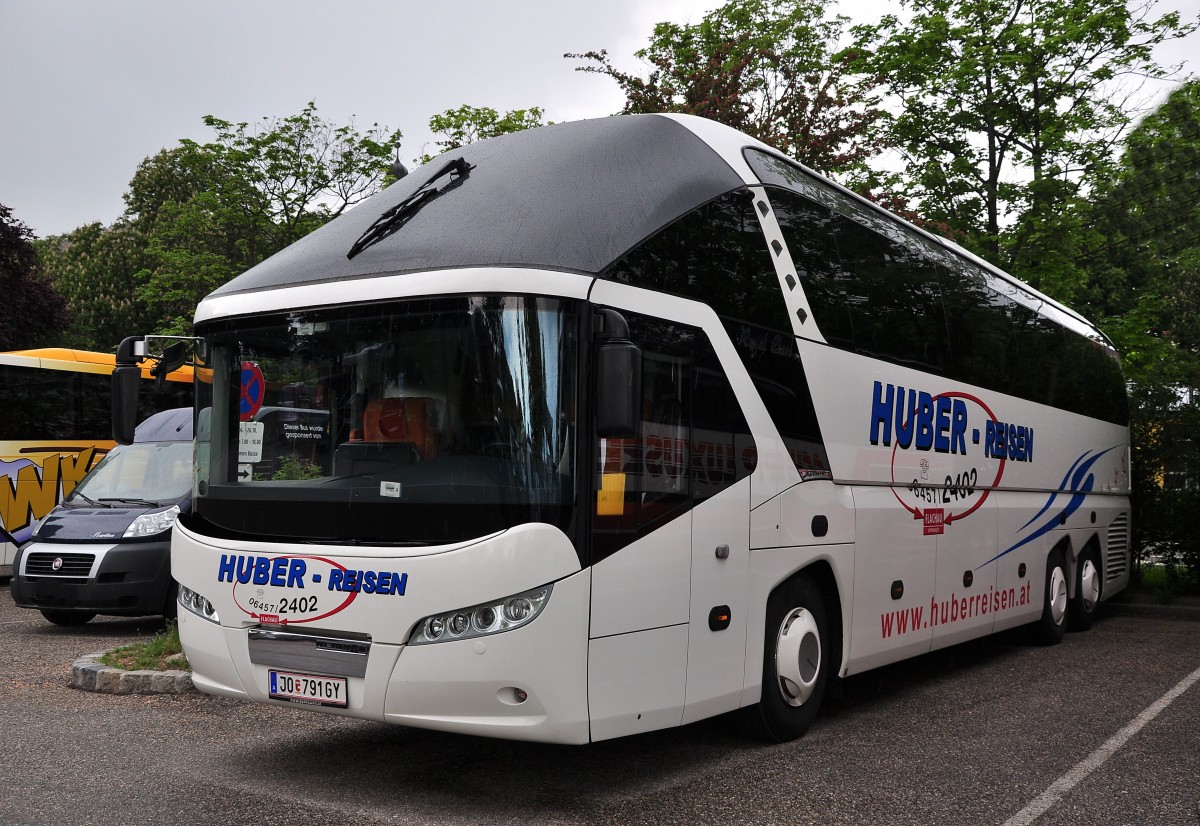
[100,497,160,508]
[71,491,111,508]
[347,157,474,260]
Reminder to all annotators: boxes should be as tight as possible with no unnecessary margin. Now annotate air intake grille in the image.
[1106,514,1130,582]
[25,552,95,578]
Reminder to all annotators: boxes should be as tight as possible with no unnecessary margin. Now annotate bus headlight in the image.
[178,584,220,623]
[408,584,553,645]
[123,504,181,538]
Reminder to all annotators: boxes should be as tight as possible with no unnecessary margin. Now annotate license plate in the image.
[268,670,348,708]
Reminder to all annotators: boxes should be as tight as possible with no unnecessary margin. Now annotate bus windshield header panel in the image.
[194,296,580,546]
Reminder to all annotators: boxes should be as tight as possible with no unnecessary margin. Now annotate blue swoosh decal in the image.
[1017,450,1093,532]
[982,446,1119,567]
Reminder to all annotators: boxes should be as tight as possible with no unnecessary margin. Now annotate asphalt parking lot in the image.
[1,588,1197,826]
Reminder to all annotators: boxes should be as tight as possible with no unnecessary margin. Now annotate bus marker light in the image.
[708,606,731,631]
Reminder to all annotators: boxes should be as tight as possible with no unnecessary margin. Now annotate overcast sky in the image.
[1,0,1196,239]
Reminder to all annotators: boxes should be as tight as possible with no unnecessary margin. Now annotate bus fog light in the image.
[409,584,554,645]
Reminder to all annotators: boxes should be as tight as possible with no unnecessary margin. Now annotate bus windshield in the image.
[194,295,580,545]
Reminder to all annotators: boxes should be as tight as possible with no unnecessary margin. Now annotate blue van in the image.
[10,408,192,625]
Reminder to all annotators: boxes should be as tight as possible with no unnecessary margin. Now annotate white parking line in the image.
[1004,662,1200,826]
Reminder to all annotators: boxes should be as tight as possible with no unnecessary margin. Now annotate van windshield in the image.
[70,442,193,506]
[193,295,581,545]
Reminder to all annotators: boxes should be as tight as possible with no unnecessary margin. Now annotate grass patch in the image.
[99,621,190,671]
[1137,564,1200,604]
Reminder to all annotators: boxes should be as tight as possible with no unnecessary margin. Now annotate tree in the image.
[40,103,403,343]
[568,0,887,179]
[419,104,547,165]
[855,0,1196,277]
[1086,80,1200,576]
[0,203,69,350]
[195,102,401,247]
[36,220,157,350]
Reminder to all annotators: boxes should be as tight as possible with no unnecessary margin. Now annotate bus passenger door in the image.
[586,289,755,739]
[682,362,754,725]
[684,477,750,723]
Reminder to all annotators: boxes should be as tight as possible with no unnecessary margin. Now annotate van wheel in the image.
[1068,548,1102,631]
[745,574,828,741]
[40,610,96,626]
[1035,548,1068,645]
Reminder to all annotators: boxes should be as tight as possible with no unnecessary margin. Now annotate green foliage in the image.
[99,620,189,671]
[419,104,547,165]
[568,0,887,179]
[271,454,324,481]
[854,0,1196,268]
[1086,80,1200,576]
[0,203,69,350]
[36,220,158,350]
[1138,562,1200,603]
[38,103,402,346]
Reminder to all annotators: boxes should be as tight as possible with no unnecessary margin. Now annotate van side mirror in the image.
[596,339,641,438]
[112,365,141,445]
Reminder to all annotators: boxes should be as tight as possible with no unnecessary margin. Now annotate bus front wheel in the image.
[1035,548,1068,645]
[746,574,829,742]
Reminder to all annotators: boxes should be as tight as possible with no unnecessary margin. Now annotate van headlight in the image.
[178,584,220,623]
[409,584,552,645]
[123,504,181,538]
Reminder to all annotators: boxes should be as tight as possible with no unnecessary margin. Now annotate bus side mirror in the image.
[596,340,641,438]
[112,365,140,445]
[152,341,189,390]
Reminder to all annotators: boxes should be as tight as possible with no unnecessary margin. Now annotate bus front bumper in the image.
[178,568,592,744]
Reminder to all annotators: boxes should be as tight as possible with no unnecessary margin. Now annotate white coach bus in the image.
[114,114,1131,744]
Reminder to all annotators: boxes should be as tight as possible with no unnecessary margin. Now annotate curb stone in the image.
[70,651,194,694]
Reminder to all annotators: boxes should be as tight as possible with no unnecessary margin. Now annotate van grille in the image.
[1106,514,1129,582]
[25,552,95,578]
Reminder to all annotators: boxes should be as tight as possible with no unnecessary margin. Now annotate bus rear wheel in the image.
[1068,548,1102,631]
[1035,548,1068,645]
[746,574,829,742]
[40,609,96,626]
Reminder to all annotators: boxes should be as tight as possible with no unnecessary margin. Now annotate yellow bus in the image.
[1,348,192,577]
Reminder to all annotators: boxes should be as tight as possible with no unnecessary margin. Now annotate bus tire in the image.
[1035,548,1068,645]
[40,609,96,627]
[746,574,828,742]
[1068,547,1102,632]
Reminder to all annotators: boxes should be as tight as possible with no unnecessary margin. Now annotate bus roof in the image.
[205,115,745,300]
[0,347,194,382]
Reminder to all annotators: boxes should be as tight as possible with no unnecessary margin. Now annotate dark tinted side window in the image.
[0,365,78,440]
[607,191,794,335]
[0,364,193,441]
[604,191,829,473]
[591,312,756,562]
[746,148,1128,425]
